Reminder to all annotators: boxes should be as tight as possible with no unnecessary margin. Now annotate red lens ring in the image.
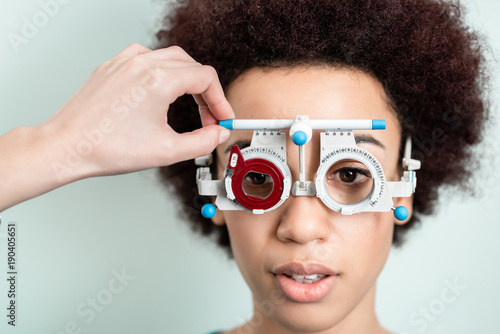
[232,158,285,211]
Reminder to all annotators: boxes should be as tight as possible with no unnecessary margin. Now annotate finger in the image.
[198,81,235,123]
[141,45,198,63]
[159,65,235,121]
[167,125,231,163]
[193,94,219,127]
[145,59,205,70]
[114,43,152,58]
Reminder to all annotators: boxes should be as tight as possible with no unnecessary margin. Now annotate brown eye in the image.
[242,171,274,199]
[339,170,357,182]
[325,160,374,205]
[334,168,370,184]
[245,172,269,185]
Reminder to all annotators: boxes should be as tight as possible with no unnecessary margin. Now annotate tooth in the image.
[288,273,327,284]
[305,274,318,279]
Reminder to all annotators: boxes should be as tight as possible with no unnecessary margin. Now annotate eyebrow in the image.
[354,135,386,149]
[223,134,386,153]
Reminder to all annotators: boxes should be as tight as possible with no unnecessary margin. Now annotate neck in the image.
[232,284,388,334]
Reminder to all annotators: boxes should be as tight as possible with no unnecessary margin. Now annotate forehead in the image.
[225,66,398,122]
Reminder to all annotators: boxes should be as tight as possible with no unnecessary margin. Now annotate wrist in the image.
[33,119,96,185]
[0,125,74,211]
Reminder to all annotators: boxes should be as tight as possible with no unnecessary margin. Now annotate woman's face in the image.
[213,66,411,332]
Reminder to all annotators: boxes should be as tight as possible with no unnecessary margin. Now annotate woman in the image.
[156,0,488,333]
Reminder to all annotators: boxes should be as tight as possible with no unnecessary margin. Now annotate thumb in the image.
[168,125,231,163]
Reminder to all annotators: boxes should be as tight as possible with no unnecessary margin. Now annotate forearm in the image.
[0,125,84,212]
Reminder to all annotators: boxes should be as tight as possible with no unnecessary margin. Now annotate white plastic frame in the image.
[195,115,420,216]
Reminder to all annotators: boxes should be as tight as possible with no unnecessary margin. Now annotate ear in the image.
[209,197,226,226]
[393,195,414,225]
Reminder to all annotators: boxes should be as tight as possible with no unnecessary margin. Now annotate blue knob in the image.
[292,131,307,146]
[394,206,409,221]
[219,120,234,130]
[201,204,216,219]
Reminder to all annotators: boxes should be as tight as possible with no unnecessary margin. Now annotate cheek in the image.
[336,212,394,279]
[226,213,254,254]
[224,209,284,259]
[223,210,276,291]
[224,211,270,259]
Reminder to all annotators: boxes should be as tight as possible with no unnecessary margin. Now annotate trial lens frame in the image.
[195,115,421,221]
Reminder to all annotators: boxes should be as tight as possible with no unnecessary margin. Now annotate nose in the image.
[276,195,332,244]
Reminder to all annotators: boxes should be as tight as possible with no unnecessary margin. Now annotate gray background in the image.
[0,0,499,333]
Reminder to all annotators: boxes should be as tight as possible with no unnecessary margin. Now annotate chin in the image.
[254,293,352,332]
[270,304,348,332]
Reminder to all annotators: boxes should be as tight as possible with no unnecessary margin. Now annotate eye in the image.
[336,168,370,184]
[326,163,372,186]
[325,160,373,205]
[242,171,274,199]
[244,172,272,185]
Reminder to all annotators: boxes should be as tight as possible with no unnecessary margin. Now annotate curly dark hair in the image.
[155,0,488,257]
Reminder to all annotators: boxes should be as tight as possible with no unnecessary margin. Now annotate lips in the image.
[273,262,336,277]
[272,262,338,303]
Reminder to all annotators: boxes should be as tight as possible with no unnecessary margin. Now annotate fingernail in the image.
[218,128,231,144]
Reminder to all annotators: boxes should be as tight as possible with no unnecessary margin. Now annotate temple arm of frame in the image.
[387,171,417,197]
[402,137,421,171]
[196,167,221,196]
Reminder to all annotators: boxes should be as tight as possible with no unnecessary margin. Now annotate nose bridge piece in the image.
[290,115,317,197]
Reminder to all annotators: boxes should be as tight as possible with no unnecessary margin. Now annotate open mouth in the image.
[282,273,328,284]
[271,263,338,302]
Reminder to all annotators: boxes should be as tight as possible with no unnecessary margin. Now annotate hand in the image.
[40,43,234,181]
[0,43,234,211]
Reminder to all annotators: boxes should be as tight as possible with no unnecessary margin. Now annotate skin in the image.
[211,66,413,334]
